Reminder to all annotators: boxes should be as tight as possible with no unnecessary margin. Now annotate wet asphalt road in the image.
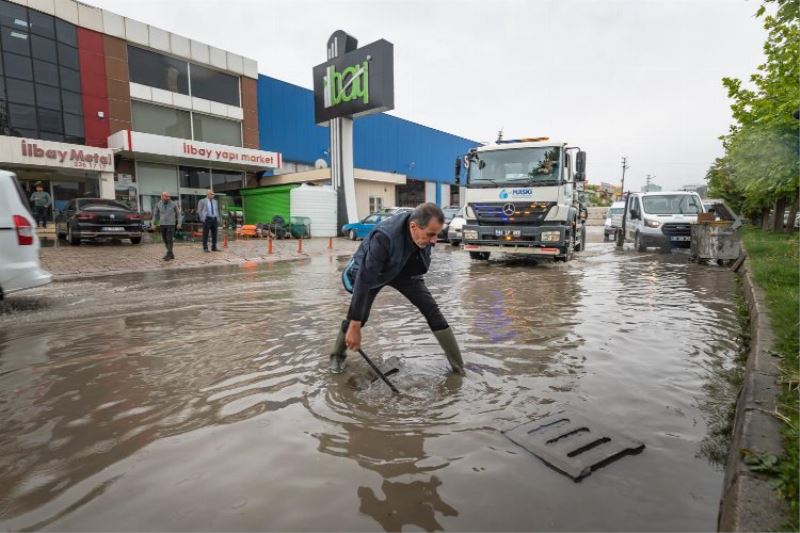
[0,235,740,531]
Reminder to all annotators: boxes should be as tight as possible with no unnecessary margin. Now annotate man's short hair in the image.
[410,203,444,228]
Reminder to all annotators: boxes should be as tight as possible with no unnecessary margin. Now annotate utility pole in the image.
[620,156,629,199]
[645,174,656,191]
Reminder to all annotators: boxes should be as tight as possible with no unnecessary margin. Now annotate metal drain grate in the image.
[503,412,645,481]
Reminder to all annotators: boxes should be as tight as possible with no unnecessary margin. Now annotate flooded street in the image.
[0,239,741,531]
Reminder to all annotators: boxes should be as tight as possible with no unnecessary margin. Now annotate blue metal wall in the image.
[258,75,477,184]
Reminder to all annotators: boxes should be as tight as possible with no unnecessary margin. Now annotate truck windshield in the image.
[468,147,562,187]
[642,195,703,215]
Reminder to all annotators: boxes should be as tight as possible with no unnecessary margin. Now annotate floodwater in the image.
[0,239,741,531]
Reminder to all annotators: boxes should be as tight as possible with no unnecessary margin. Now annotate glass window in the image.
[33,59,58,85]
[192,113,241,146]
[35,83,60,110]
[31,34,56,62]
[8,102,36,130]
[190,63,239,106]
[3,52,32,79]
[2,27,31,55]
[128,46,189,94]
[0,77,4,100]
[29,10,55,39]
[63,112,83,137]
[59,66,80,92]
[61,90,81,114]
[131,101,191,139]
[6,77,34,104]
[57,43,78,70]
[37,107,62,133]
[0,1,28,30]
[39,130,63,142]
[179,166,211,189]
[137,162,178,196]
[211,169,242,192]
[55,19,76,46]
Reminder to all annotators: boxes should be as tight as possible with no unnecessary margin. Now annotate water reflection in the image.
[0,245,741,531]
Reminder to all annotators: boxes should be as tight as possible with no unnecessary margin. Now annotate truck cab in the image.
[456,138,587,262]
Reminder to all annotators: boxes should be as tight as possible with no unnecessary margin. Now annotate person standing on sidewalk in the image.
[29,182,52,228]
[329,203,465,375]
[151,192,181,261]
[197,190,221,252]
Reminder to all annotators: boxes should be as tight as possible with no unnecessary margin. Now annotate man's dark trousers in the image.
[161,225,175,256]
[340,277,449,334]
[202,217,218,250]
[33,206,47,228]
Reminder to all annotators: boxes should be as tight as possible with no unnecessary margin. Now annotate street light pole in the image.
[620,156,629,199]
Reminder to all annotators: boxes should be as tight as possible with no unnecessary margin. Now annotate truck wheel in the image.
[130,236,142,244]
[469,251,490,260]
[575,227,586,252]
[635,232,647,252]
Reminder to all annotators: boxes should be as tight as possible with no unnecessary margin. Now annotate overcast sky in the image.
[85,0,767,191]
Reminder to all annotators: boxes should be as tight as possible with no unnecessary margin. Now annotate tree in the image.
[709,0,800,229]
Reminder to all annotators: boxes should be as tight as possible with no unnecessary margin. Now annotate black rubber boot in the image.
[329,330,347,374]
[433,327,465,375]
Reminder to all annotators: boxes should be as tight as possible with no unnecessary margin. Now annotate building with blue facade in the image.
[257,75,477,217]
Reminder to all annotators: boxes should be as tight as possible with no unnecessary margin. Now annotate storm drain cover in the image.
[503,412,645,481]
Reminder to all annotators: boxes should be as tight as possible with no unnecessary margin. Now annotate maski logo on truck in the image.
[500,188,534,200]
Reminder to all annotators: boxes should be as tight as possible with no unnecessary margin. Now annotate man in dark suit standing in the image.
[197,190,221,252]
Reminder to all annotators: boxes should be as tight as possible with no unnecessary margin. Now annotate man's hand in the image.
[345,321,362,351]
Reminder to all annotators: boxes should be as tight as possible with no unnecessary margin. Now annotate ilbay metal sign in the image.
[313,39,394,124]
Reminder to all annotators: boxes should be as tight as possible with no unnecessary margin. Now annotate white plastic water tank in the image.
[290,183,338,237]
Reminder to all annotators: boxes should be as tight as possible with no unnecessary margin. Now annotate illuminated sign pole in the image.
[314,31,394,230]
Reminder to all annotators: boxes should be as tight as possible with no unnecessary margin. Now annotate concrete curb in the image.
[718,256,789,531]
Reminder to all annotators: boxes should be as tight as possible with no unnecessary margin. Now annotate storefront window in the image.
[137,161,178,216]
[179,166,211,189]
[212,169,243,208]
[131,101,192,139]
[193,113,242,146]
[0,2,83,142]
[128,45,189,95]
[190,63,240,106]
[396,179,425,207]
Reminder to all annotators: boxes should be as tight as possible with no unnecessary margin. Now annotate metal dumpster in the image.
[690,221,741,264]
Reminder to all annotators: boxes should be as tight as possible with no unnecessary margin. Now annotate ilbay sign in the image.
[313,38,394,124]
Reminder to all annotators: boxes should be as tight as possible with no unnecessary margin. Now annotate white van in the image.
[622,191,705,251]
[604,201,626,241]
[0,170,52,298]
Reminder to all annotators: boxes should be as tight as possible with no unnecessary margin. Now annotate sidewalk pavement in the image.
[39,236,360,280]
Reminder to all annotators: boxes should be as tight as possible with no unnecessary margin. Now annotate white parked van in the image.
[0,170,52,298]
[622,191,705,251]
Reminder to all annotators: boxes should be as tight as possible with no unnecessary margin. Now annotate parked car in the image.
[622,191,705,251]
[447,206,466,246]
[378,206,413,215]
[342,212,392,240]
[56,198,143,245]
[0,170,52,299]
[437,205,461,242]
[604,201,626,241]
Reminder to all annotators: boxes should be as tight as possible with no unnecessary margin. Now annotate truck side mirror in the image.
[575,151,587,181]
[454,157,461,185]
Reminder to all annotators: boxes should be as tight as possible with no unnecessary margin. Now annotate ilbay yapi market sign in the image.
[313,39,394,124]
